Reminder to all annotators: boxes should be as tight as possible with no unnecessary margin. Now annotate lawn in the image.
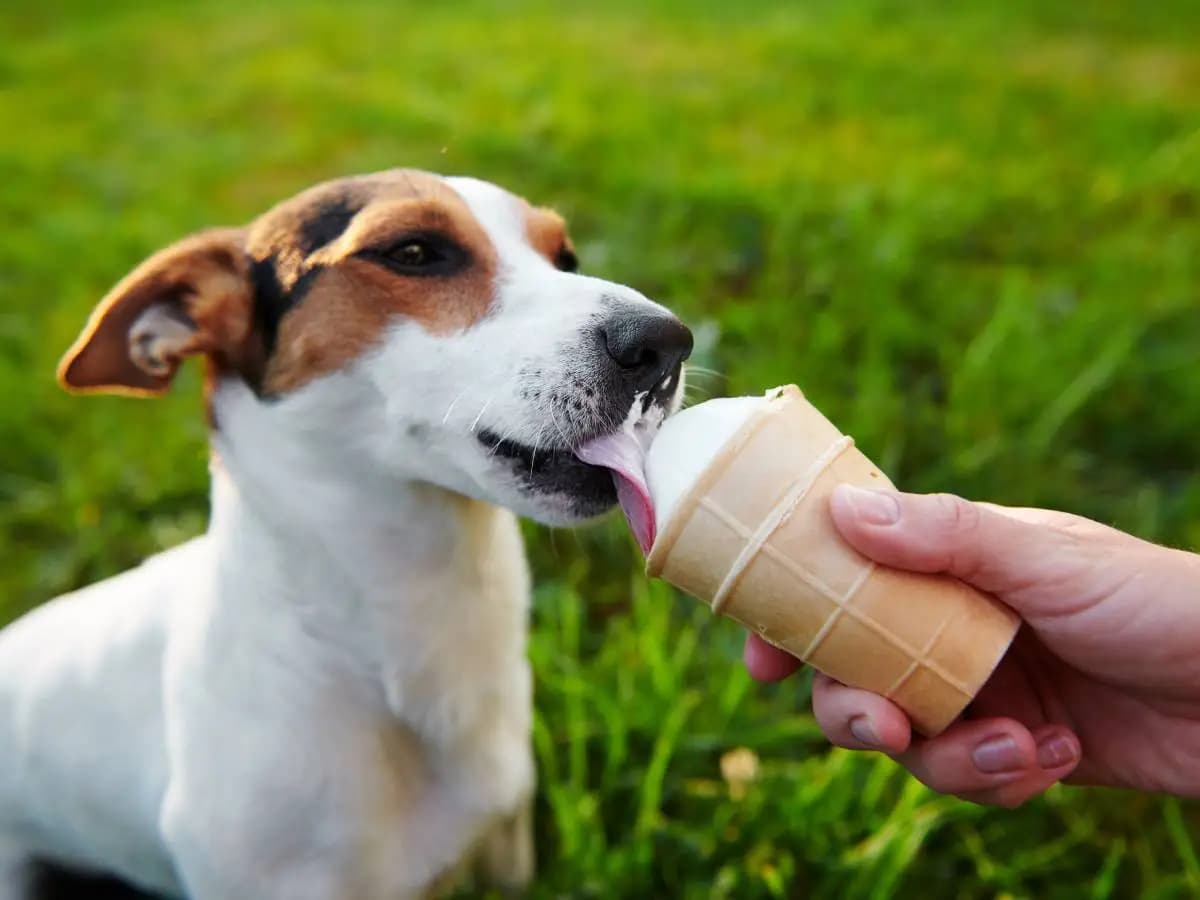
[2,0,1199,896]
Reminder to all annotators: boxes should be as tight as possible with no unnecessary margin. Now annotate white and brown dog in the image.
[0,170,691,899]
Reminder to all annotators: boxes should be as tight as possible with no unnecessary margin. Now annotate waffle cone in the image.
[646,385,1019,736]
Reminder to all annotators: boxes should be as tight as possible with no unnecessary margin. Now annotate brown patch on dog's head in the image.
[58,169,504,400]
[525,206,579,273]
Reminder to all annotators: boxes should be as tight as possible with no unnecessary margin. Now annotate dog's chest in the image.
[328,505,536,882]
[163,497,536,893]
[373,505,534,794]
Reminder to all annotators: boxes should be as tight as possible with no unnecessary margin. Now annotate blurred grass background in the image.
[2,0,1200,896]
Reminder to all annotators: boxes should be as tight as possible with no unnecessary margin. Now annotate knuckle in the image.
[932,492,980,534]
[930,493,986,580]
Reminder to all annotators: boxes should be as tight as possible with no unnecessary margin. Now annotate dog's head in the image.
[58,170,691,526]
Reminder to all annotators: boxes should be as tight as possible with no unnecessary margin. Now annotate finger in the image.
[742,633,804,682]
[894,718,1081,802]
[811,673,912,754]
[956,725,1083,807]
[828,486,1089,609]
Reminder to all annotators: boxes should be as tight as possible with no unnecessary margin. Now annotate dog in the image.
[0,169,692,899]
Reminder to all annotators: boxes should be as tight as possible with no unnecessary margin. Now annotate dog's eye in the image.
[360,234,465,277]
[554,247,579,273]
[388,240,440,268]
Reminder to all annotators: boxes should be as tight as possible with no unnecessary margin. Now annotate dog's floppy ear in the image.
[58,228,261,396]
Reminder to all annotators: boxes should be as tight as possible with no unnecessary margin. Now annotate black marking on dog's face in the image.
[248,258,327,391]
[246,191,370,360]
[248,195,367,366]
[249,258,324,360]
[250,256,288,358]
[297,197,362,256]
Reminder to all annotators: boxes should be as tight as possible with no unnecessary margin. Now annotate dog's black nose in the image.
[601,312,694,394]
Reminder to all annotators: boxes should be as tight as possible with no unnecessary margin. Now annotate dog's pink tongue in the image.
[575,432,655,555]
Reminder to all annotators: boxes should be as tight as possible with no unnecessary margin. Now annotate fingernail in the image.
[972,735,1023,774]
[839,485,900,526]
[1036,733,1079,770]
[848,715,880,748]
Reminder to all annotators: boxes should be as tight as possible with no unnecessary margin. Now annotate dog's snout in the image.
[600,313,693,394]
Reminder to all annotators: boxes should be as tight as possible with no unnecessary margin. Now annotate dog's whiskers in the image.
[546,403,575,451]
[470,397,495,434]
[528,422,551,476]
[441,388,470,426]
[601,406,622,436]
[486,422,521,459]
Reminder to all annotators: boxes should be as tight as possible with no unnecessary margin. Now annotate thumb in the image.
[828,486,1084,605]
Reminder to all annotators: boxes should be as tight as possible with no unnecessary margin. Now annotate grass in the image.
[2,0,1199,896]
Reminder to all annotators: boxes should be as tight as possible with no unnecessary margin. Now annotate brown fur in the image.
[57,228,261,397]
[260,188,499,395]
[57,169,569,401]
[524,206,574,266]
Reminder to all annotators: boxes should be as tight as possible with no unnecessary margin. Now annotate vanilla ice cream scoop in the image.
[632,385,1019,736]
[645,395,765,530]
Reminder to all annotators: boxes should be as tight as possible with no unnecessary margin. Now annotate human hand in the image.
[744,486,1200,805]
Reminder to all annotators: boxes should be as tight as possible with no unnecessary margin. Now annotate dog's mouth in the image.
[477,399,662,553]
[572,406,659,554]
[478,431,617,514]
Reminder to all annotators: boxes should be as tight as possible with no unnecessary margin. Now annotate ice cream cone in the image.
[646,385,1020,736]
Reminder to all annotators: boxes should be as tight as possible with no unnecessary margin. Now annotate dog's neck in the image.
[203,378,531,746]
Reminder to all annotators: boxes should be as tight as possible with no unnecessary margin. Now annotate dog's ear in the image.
[58,228,261,396]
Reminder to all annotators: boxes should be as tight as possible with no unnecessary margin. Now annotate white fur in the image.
[0,174,683,899]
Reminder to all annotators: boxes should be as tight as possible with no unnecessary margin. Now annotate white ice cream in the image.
[645,394,767,530]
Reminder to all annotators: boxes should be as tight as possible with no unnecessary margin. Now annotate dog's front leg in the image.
[158,658,449,899]
[475,798,535,893]
[157,620,411,900]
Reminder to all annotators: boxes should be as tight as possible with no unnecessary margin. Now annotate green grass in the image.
[2,0,1200,896]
